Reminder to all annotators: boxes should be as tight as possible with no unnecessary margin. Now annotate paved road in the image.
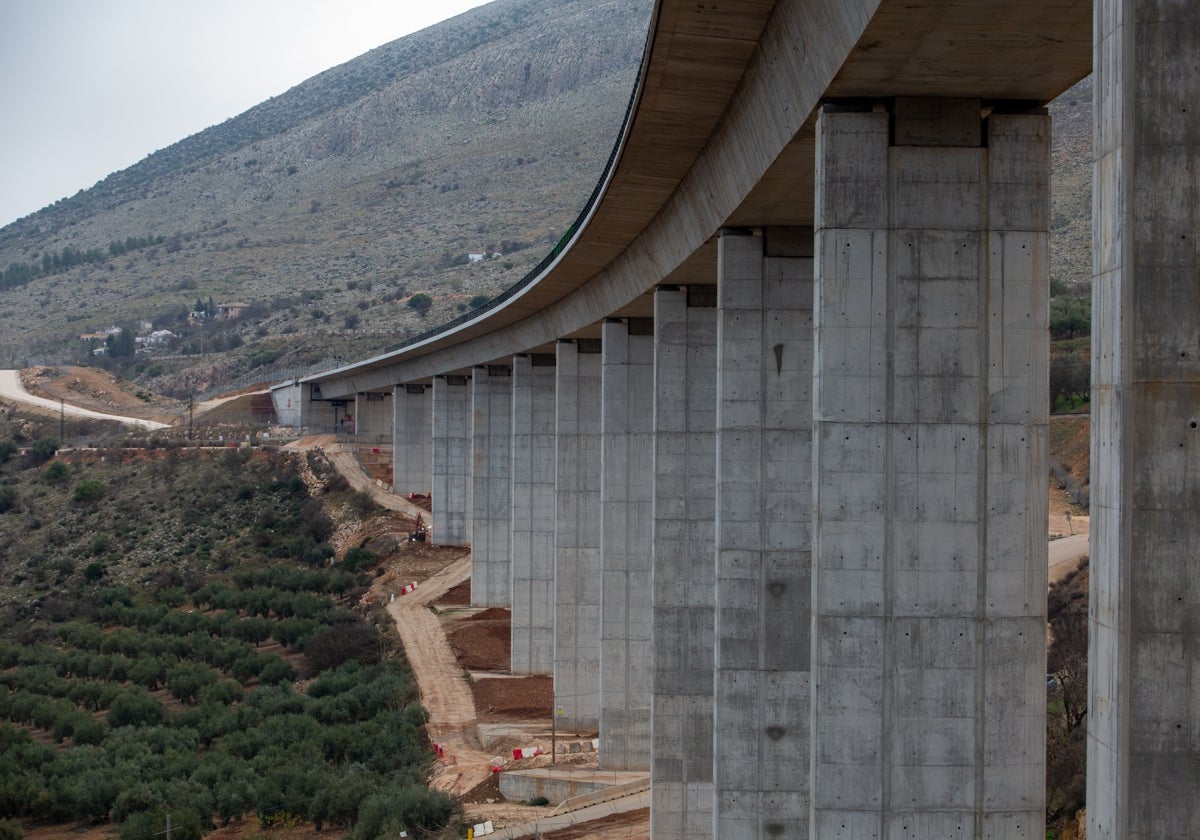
[1049,532,1090,584]
[0,369,169,430]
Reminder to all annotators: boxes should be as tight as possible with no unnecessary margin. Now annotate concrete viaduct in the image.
[294,1,1197,837]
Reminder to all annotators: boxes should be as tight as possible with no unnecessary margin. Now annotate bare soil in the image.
[1049,414,1091,539]
[21,365,180,423]
[446,608,512,670]
[542,808,651,839]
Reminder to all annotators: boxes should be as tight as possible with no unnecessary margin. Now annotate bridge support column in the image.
[811,101,1049,838]
[554,339,603,731]
[393,385,431,496]
[355,391,391,439]
[599,318,654,770]
[714,227,813,839]
[1089,4,1200,837]
[511,354,557,674]
[652,286,717,839]
[432,375,472,545]
[471,366,513,607]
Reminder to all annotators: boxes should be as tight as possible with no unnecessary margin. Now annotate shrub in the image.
[43,461,69,483]
[339,547,377,573]
[405,293,433,317]
[353,785,456,840]
[72,480,106,505]
[107,689,164,728]
[0,818,23,840]
[119,807,203,840]
[258,657,296,686]
[0,440,16,463]
[28,438,58,465]
[304,624,381,673]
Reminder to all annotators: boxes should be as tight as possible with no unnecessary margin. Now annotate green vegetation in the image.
[1048,277,1091,413]
[1046,558,1089,834]
[0,236,164,292]
[406,293,433,317]
[0,415,457,837]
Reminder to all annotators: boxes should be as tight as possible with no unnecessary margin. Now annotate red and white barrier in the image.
[511,746,542,760]
[399,582,417,595]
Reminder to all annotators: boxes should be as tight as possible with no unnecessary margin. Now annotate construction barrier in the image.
[399,582,417,595]
[512,747,543,760]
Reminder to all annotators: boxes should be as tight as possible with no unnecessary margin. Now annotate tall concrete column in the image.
[554,339,603,731]
[472,366,513,607]
[600,318,655,770]
[393,384,431,495]
[432,374,472,545]
[355,392,392,439]
[652,286,717,839]
[1089,4,1200,837]
[511,354,557,675]
[714,228,813,839]
[811,101,1049,838]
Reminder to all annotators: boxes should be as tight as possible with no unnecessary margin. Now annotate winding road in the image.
[0,369,170,430]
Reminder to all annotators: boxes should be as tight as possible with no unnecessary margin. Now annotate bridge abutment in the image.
[810,101,1049,838]
[599,318,655,770]
[471,365,513,607]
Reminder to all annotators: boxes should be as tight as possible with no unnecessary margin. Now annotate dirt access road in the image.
[384,556,502,796]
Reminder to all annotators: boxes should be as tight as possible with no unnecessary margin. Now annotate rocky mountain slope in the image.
[0,0,653,392]
[0,1,1093,397]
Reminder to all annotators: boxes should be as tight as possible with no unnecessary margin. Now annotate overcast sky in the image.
[0,0,490,228]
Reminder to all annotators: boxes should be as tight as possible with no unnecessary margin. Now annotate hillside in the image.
[0,2,1093,398]
[0,0,653,394]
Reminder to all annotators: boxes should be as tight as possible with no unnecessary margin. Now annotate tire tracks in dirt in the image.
[385,555,498,795]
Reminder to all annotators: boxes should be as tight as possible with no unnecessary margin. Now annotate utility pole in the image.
[59,398,64,444]
[188,396,194,441]
[166,813,172,840]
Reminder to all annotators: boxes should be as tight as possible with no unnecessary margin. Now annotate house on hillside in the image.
[216,302,251,320]
[136,329,176,349]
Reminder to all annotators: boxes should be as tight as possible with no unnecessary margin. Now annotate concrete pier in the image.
[652,286,717,839]
[811,101,1049,838]
[353,391,391,438]
[599,318,655,770]
[1089,3,1200,837]
[713,228,813,838]
[393,384,431,496]
[511,354,557,675]
[431,375,472,545]
[471,366,513,607]
[554,339,603,731]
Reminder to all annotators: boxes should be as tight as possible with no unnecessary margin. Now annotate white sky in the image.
[0,0,491,228]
